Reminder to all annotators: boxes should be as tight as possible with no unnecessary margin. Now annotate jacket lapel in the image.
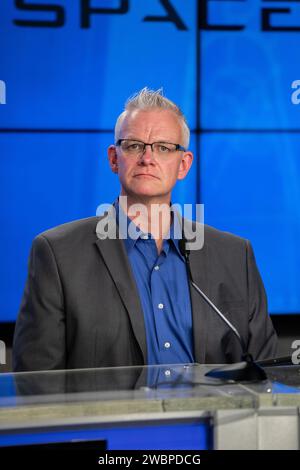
[94,208,147,364]
[183,220,210,364]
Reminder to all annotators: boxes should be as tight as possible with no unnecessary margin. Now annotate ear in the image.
[108,145,118,174]
[177,151,193,181]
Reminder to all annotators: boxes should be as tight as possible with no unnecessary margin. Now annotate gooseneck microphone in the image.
[178,238,267,382]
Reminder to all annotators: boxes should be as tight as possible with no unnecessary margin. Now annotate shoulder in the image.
[186,222,255,282]
[203,224,248,249]
[202,224,251,264]
[184,217,248,251]
[33,216,101,249]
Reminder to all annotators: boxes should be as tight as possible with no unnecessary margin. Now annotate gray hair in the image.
[114,87,190,148]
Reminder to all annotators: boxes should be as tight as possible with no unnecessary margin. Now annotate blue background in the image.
[0,0,299,320]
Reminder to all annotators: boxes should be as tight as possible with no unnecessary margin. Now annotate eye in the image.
[129,143,140,149]
[157,145,171,153]
[127,142,144,152]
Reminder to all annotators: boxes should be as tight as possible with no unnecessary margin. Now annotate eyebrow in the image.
[121,137,178,143]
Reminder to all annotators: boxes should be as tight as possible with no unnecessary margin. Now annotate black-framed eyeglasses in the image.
[115,139,186,156]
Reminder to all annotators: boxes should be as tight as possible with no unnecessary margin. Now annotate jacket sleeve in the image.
[13,235,66,371]
[246,240,278,361]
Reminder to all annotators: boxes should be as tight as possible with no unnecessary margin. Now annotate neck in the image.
[119,194,172,252]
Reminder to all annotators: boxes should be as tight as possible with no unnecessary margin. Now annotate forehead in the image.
[120,109,182,141]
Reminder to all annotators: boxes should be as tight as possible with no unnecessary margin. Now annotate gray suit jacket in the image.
[13,213,278,371]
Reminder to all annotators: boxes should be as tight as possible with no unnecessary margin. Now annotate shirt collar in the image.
[114,198,144,252]
[114,198,184,259]
[168,212,184,260]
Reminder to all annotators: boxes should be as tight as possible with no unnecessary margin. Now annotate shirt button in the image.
[154,265,160,271]
[158,303,164,309]
[164,342,171,349]
[164,370,171,377]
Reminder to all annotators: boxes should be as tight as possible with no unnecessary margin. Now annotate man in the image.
[13,88,277,371]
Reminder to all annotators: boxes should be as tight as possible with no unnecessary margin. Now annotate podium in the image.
[0,363,300,450]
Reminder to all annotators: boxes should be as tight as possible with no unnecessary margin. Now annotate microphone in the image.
[178,237,267,382]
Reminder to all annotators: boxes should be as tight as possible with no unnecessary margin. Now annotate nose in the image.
[139,144,155,164]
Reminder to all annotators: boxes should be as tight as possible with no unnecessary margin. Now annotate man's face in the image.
[108,109,193,203]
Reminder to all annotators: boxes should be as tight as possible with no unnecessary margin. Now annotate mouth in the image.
[134,173,159,179]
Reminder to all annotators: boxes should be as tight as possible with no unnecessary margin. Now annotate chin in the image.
[128,189,164,199]
[131,183,161,196]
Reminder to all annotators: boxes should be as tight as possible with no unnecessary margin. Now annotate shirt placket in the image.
[150,241,173,362]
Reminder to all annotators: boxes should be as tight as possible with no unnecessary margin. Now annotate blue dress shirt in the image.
[116,201,195,366]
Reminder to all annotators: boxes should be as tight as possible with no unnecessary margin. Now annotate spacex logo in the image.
[10,0,300,32]
[0,80,6,105]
